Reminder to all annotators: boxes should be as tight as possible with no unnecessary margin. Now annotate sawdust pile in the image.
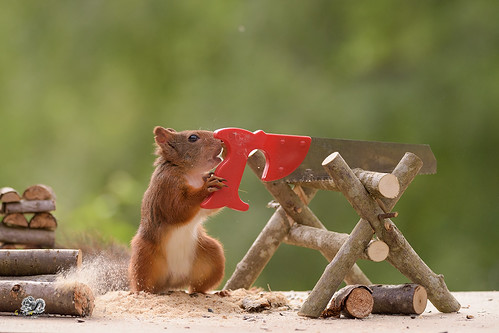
[53,252,290,319]
[93,289,289,319]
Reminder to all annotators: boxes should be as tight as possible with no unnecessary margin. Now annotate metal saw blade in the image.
[283,137,436,183]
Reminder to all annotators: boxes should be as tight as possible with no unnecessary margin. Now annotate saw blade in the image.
[282,137,436,183]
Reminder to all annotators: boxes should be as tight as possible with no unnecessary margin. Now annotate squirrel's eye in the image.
[188,134,200,143]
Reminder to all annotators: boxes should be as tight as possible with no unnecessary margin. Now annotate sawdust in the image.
[93,289,290,320]
[55,254,129,296]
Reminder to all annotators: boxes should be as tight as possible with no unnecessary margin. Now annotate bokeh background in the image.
[1,1,497,291]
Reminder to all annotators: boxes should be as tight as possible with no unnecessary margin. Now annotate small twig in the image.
[266,201,280,209]
[378,212,398,220]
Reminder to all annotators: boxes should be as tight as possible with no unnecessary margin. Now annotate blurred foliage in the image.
[0,1,498,291]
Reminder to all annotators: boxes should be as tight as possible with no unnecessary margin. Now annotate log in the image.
[289,170,399,199]
[0,274,57,282]
[370,284,427,315]
[323,285,374,319]
[284,224,387,262]
[298,152,422,318]
[3,200,56,214]
[300,152,459,317]
[0,249,81,275]
[353,169,400,199]
[0,280,94,316]
[2,213,29,228]
[22,184,56,201]
[0,224,55,248]
[0,187,21,203]
[29,212,58,230]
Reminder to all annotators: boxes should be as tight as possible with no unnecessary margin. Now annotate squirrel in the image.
[128,126,227,294]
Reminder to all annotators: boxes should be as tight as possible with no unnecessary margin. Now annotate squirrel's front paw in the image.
[205,174,228,192]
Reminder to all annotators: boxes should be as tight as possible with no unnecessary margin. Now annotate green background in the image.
[1,1,497,291]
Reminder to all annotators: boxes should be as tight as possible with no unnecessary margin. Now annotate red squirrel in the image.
[129,126,226,293]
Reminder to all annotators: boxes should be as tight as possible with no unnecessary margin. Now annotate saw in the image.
[201,128,436,211]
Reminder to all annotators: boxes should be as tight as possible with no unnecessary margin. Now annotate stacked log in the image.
[0,185,57,248]
[0,249,95,317]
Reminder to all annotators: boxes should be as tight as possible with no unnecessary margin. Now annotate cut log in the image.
[290,170,400,199]
[22,184,56,201]
[29,213,58,230]
[3,200,56,214]
[0,249,81,275]
[0,224,55,248]
[0,280,94,316]
[284,224,389,262]
[370,284,427,315]
[0,187,22,203]
[353,169,400,199]
[2,213,29,228]
[323,285,374,319]
[366,240,389,262]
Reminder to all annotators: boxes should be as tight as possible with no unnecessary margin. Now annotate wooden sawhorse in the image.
[224,151,460,317]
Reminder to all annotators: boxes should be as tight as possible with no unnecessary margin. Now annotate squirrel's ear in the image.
[154,126,175,145]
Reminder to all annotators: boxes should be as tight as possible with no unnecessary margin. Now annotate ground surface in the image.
[1,291,497,332]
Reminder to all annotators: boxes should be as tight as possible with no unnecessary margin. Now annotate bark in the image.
[0,249,81,275]
[370,284,428,315]
[29,213,58,230]
[0,280,94,316]
[288,169,399,199]
[0,224,55,248]
[22,184,56,201]
[2,200,56,214]
[0,274,57,282]
[284,224,388,262]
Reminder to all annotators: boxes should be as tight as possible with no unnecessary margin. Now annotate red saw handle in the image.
[201,128,311,211]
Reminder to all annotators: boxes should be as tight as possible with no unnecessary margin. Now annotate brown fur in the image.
[129,127,226,293]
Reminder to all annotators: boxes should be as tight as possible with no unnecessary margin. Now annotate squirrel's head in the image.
[153,126,223,172]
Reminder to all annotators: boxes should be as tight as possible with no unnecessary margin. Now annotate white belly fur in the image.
[165,211,208,286]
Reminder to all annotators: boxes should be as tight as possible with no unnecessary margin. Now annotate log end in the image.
[366,240,389,262]
[73,282,95,317]
[22,185,56,201]
[29,213,58,230]
[343,287,374,319]
[378,174,400,199]
[2,213,29,228]
[413,285,428,315]
[321,152,340,167]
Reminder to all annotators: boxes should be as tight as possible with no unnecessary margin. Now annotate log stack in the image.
[0,185,57,249]
[0,249,95,317]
